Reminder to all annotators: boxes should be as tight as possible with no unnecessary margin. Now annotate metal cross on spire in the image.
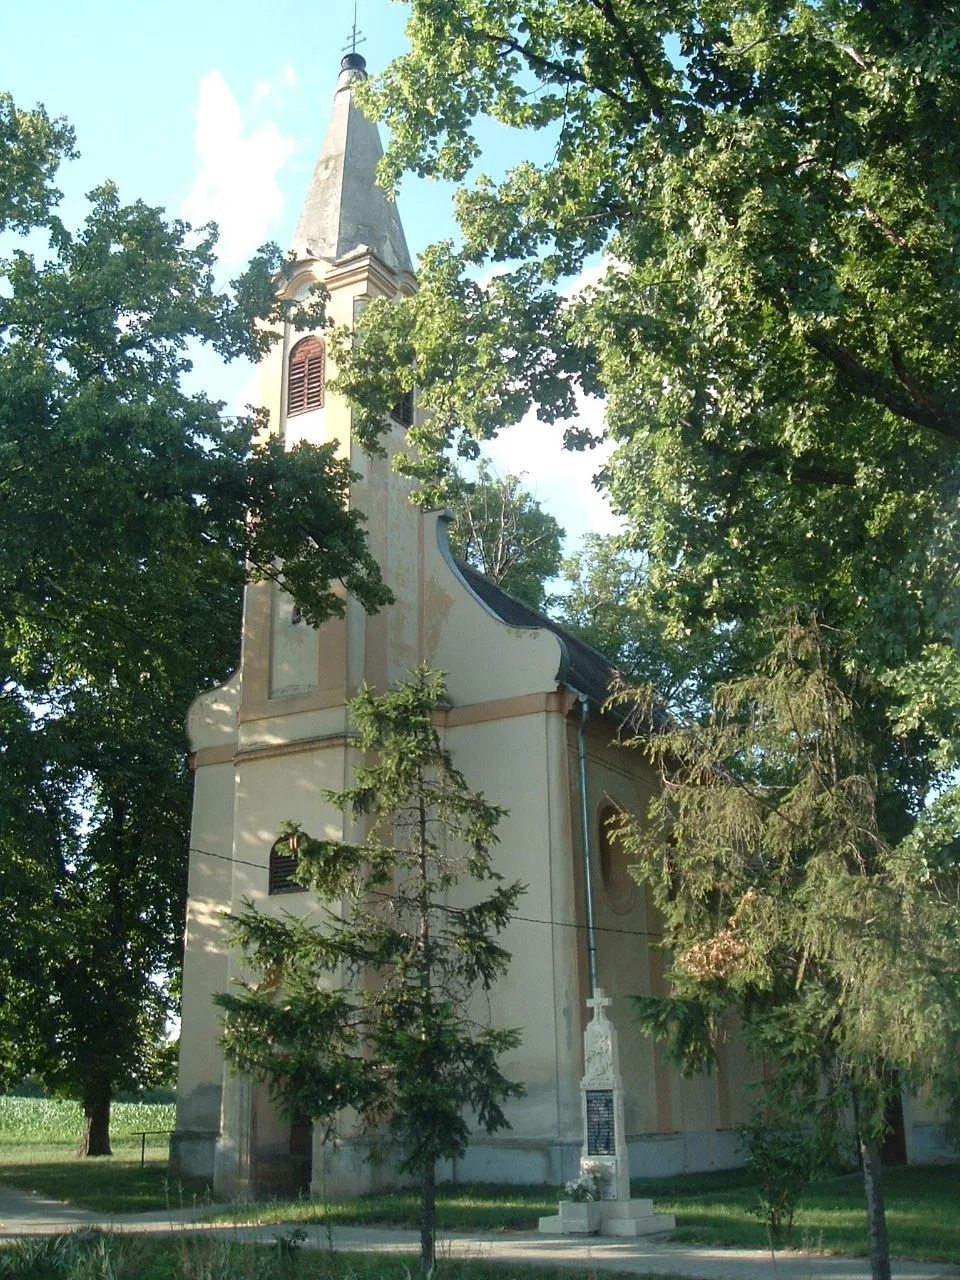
[342,0,366,56]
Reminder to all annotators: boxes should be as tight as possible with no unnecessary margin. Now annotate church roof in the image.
[291,54,413,277]
[453,558,629,715]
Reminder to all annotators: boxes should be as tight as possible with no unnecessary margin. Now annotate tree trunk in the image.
[419,1160,436,1277]
[417,788,436,1278]
[79,1087,112,1157]
[860,1133,891,1280]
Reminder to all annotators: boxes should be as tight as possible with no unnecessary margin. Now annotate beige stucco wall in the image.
[564,715,765,1175]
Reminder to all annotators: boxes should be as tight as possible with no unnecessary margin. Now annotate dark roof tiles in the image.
[453,558,621,712]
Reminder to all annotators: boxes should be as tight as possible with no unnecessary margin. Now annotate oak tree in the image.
[0,93,390,1153]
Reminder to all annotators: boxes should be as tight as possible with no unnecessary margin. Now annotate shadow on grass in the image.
[0,1152,212,1215]
[221,1183,561,1231]
[639,1163,960,1264]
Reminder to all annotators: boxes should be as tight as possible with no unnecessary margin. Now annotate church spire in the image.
[290,51,413,278]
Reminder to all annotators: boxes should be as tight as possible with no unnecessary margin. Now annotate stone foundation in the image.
[168,1130,218,1181]
[168,1127,750,1199]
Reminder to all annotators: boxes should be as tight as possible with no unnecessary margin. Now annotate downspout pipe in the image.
[577,693,599,993]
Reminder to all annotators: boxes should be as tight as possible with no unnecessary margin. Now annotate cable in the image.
[188,843,665,940]
[190,844,263,872]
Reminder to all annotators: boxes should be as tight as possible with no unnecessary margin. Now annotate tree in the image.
[618,616,960,1279]
[0,94,391,1153]
[331,0,960,729]
[216,665,525,1276]
[448,459,564,609]
[325,9,960,1276]
[556,533,727,713]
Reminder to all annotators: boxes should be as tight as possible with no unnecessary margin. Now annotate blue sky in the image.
[6,0,616,553]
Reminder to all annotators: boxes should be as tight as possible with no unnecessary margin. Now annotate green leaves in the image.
[447,460,564,610]
[242,439,392,627]
[622,616,960,1119]
[0,93,75,233]
[332,241,594,506]
[335,1,960,708]
[0,95,389,1131]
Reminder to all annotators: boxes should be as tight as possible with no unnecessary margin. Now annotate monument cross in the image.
[539,986,676,1238]
[586,988,612,1016]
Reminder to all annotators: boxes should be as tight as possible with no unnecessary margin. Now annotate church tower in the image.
[170,53,432,1197]
[242,49,420,724]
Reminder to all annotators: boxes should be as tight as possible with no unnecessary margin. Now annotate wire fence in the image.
[0,1133,175,1164]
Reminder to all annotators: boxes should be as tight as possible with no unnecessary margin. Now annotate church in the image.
[169,51,939,1199]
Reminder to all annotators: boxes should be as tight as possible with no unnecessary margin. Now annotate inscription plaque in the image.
[585,1089,615,1156]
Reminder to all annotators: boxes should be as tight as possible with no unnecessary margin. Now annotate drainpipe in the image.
[278,314,292,444]
[577,693,599,993]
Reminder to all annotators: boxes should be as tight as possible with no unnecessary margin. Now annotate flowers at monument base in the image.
[563,1160,612,1202]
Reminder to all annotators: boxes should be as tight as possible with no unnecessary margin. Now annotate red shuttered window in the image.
[287,337,325,416]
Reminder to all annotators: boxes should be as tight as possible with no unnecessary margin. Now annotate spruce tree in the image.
[216,664,525,1275]
[619,616,960,1280]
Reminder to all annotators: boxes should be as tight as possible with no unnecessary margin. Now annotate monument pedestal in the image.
[538,988,676,1239]
[540,1200,602,1234]
[539,1194,675,1237]
[597,1197,676,1237]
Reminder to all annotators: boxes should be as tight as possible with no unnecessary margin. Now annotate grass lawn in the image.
[0,1097,208,1213]
[216,1183,562,1231]
[0,1146,211,1214]
[220,1165,960,1263]
[0,1234,659,1280]
[2,1097,958,1262]
[632,1163,960,1263]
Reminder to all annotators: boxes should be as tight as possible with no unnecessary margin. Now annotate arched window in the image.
[268,834,306,895]
[287,337,325,417]
[598,805,638,914]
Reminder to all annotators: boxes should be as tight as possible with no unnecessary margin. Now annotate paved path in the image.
[0,1183,955,1280]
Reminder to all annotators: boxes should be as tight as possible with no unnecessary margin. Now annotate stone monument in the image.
[539,988,676,1237]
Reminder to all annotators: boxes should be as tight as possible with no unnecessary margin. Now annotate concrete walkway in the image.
[0,1183,956,1280]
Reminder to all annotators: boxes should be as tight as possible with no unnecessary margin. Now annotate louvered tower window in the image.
[287,337,325,416]
[391,388,414,427]
[269,835,306,895]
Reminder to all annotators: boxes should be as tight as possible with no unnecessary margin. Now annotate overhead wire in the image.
[188,843,665,941]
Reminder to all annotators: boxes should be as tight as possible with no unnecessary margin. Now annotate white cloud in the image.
[182,70,296,269]
[250,79,272,107]
[283,64,299,89]
[562,258,609,298]
[479,258,622,552]
[483,392,622,552]
[475,262,512,290]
